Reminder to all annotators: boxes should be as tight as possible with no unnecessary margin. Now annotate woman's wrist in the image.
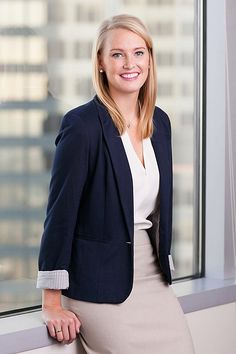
[42,289,62,309]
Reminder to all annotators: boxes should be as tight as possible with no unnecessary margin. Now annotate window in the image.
[181,22,194,36]
[158,82,174,96]
[0,0,203,314]
[75,77,93,97]
[48,1,65,23]
[74,41,93,59]
[181,82,194,96]
[157,52,174,66]
[48,40,66,59]
[148,21,174,35]
[0,0,46,27]
[76,4,100,22]
[180,112,193,126]
[179,52,194,66]
[147,0,174,4]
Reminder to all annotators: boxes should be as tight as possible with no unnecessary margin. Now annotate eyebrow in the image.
[110,47,146,52]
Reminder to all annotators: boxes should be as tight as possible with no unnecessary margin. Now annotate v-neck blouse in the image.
[121,131,160,232]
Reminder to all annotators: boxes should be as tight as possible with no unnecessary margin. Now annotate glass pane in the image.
[0,0,200,313]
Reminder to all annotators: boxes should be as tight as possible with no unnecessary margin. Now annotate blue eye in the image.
[112,53,123,58]
[135,51,144,56]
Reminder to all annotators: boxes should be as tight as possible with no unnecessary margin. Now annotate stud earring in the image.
[99,69,103,73]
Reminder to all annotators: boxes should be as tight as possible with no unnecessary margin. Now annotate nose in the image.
[123,55,135,70]
[123,64,135,70]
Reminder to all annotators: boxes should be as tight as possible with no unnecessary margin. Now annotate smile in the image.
[120,72,139,80]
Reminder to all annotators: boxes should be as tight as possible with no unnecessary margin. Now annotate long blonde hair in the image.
[92,14,157,138]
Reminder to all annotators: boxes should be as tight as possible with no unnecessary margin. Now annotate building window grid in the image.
[47,1,65,23]
[74,41,93,59]
[47,40,66,59]
[148,21,174,35]
[76,4,100,22]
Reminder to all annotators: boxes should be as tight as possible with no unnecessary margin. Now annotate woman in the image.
[37,14,195,353]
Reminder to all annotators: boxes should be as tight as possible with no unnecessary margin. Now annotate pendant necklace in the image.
[126,101,141,129]
[127,118,135,129]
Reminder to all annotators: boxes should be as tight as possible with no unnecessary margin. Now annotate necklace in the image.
[126,118,135,129]
[126,101,141,129]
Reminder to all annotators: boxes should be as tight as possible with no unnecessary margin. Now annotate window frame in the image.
[0,0,207,317]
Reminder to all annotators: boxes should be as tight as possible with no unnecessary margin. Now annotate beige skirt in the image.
[62,229,195,354]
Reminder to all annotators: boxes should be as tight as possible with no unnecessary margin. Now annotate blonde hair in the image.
[92,14,157,138]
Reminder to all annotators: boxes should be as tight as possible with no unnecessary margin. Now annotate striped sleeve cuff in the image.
[36,270,69,289]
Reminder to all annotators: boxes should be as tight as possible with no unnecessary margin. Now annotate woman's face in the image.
[99,28,150,99]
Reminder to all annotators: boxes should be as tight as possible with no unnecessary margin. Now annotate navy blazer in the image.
[38,96,173,304]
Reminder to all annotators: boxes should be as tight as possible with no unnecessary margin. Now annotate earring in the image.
[99,69,103,73]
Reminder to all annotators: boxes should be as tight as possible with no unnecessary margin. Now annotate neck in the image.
[110,91,139,120]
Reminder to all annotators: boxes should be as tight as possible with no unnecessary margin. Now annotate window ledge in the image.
[173,276,236,313]
[1,277,236,354]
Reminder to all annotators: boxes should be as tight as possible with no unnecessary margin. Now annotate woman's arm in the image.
[37,112,89,342]
[37,112,89,289]
[42,289,81,343]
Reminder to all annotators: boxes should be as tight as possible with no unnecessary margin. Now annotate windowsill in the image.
[173,276,236,313]
[1,277,236,354]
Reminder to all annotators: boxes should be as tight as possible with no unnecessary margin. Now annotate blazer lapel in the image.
[93,97,134,243]
[150,117,172,254]
[151,118,170,193]
[150,126,162,180]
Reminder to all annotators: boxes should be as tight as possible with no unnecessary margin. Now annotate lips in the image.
[120,72,139,79]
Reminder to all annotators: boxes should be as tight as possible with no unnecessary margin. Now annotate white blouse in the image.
[121,130,160,232]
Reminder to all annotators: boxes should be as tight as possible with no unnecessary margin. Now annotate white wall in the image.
[186,302,236,354]
[206,0,236,280]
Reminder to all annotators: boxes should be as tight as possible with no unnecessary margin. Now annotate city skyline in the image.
[0,0,197,313]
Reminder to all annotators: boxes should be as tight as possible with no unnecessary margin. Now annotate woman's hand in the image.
[42,289,81,344]
[42,305,81,344]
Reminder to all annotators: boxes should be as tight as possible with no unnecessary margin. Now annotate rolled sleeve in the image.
[36,270,69,289]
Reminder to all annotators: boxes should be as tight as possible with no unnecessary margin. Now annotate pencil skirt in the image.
[62,229,195,354]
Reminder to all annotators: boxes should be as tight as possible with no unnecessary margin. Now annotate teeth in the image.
[121,73,139,78]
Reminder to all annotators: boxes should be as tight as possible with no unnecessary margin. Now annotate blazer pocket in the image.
[75,232,109,243]
[69,238,105,298]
